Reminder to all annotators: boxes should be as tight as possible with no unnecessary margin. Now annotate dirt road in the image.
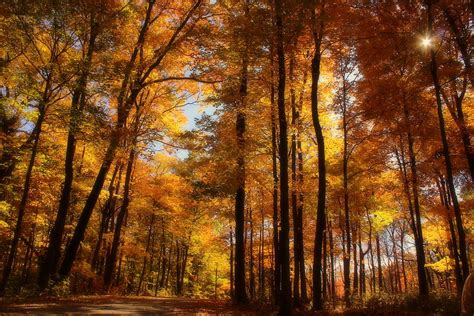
[0,296,270,315]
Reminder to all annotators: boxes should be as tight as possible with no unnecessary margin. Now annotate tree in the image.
[58,0,203,279]
[309,0,327,310]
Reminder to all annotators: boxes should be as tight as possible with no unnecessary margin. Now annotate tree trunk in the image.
[400,229,408,292]
[270,41,280,304]
[427,0,469,283]
[137,215,154,295]
[322,229,328,300]
[403,102,429,296]
[0,107,45,295]
[375,233,383,291]
[38,25,98,290]
[290,54,301,307]
[103,144,135,290]
[249,206,255,300]
[259,203,265,299]
[342,81,351,306]
[234,36,249,305]
[328,219,335,306]
[296,105,307,304]
[310,1,327,310]
[230,226,234,298]
[91,163,121,271]
[352,225,358,296]
[437,175,463,293]
[274,0,291,313]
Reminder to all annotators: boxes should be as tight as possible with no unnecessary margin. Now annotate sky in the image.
[175,94,216,160]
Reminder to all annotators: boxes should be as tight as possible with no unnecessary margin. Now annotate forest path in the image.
[0,296,269,315]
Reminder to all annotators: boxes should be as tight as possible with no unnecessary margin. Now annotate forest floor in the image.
[0,295,448,315]
[0,295,273,315]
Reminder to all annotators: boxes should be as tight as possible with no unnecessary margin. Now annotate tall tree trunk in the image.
[400,229,408,292]
[290,54,301,307]
[180,241,189,295]
[395,143,418,244]
[38,24,99,290]
[270,41,280,304]
[234,33,249,305]
[175,241,181,295]
[274,0,291,313]
[103,143,136,290]
[137,215,154,295]
[230,226,234,298]
[437,175,463,293]
[296,114,307,304]
[0,107,45,295]
[322,229,328,300]
[358,228,366,296]
[352,225,358,296]
[259,203,265,299]
[342,80,351,307]
[310,1,327,310]
[249,206,255,300]
[426,0,469,283]
[328,219,335,306]
[59,123,122,279]
[375,233,383,291]
[391,229,401,293]
[91,163,121,271]
[296,69,308,304]
[403,102,429,296]
[21,219,36,287]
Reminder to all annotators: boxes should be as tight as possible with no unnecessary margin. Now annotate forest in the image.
[0,0,472,315]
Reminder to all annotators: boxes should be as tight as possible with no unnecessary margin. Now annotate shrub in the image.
[363,292,460,315]
[48,279,71,297]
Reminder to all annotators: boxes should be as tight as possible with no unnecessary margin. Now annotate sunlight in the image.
[420,36,432,48]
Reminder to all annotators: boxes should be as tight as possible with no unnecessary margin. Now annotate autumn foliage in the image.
[0,0,472,314]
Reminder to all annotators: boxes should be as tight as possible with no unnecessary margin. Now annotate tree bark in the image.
[249,206,255,300]
[230,226,234,298]
[137,215,154,295]
[103,141,135,290]
[342,73,351,307]
[91,163,121,271]
[375,233,383,291]
[0,107,45,295]
[437,175,463,293]
[310,1,327,310]
[427,0,469,283]
[38,23,99,290]
[274,0,291,313]
[234,33,249,305]
[290,54,301,306]
[270,40,280,304]
[403,102,429,296]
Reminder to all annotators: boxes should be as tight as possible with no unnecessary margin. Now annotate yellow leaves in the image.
[423,221,450,249]
[161,109,187,135]
[33,214,50,228]
[0,201,12,217]
[426,256,454,273]
[0,220,9,230]
[372,208,397,232]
